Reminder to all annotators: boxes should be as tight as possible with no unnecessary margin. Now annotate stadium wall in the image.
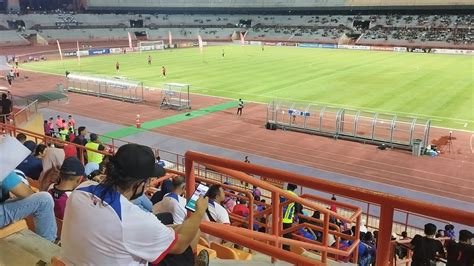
[83,0,474,13]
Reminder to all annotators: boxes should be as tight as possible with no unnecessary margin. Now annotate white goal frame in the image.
[138,40,165,52]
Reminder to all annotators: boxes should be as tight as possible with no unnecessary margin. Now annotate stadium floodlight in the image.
[138,40,165,52]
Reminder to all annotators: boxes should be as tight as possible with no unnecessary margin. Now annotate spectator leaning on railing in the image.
[61,143,209,265]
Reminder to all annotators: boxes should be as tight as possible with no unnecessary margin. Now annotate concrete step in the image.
[0,229,60,265]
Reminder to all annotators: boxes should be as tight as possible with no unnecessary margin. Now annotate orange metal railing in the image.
[184,151,474,266]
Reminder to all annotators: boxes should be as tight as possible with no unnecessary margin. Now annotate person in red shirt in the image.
[67,115,76,132]
[56,115,63,132]
[232,198,250,217]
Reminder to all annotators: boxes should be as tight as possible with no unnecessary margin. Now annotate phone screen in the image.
[185,184,209,212]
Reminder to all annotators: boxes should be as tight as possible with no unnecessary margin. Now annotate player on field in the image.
[148,55,152,65]
[115,61,120,73]
[222,49,225,58]
[162,66,166,78]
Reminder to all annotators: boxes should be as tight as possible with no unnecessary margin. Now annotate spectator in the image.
[330,194,337,212]
[38,146,65,191]
[0,171,57,241]
[44,120,51,136]
[296,217,317,241]
[252,185,262,201]
[410,223,445,266]
[358,231,375,266]
[58,125,68,141]
[63,143,77,159]
[35,144,47,159]
[67,114,76,132]
[397,231,409,259]
[445,224,456,240]
[204,184,230,244]
[281,183,298,251]
[446,229,473,266]
[150,178,173,204]
[48,157,84,220]
[223,191,237,212]
[55,115,63,131]
[85,133,105,164]
[16,140,43,180]
[61,143,210,265]
[156,156,166,168]
[0,93,12,124]
[47,117,55,136]
[72,126,88,148]
[16,133,27,144]
[233,198,250,217]
[153,176,187,224]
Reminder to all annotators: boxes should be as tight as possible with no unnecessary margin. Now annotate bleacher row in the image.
[1,120,473,265]
[0,13,472,47]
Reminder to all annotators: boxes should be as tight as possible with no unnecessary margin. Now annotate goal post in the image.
[138,40,165,52]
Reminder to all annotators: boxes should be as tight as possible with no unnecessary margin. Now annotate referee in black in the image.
[237,99,244,116]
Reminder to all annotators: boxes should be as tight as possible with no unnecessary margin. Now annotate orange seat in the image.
[51,256,67,266]
[199,236,210,248]
[290,245,306,255]
[196,244,217,259]
[210,242,252,260]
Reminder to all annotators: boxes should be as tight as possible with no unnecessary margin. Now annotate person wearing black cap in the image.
[61,143,209,266]
[47,157,85,220]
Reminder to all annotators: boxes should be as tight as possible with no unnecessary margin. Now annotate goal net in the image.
[138,40,165,52]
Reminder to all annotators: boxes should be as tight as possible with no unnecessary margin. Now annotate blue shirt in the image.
[16,155,43,180]
[1,172,22,202]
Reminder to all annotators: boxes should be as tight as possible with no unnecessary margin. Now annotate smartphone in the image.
[185,184,209,212]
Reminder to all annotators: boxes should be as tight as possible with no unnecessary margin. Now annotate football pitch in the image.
[22,45,473,130]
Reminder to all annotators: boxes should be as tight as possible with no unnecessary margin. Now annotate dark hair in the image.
[445,224,454,231]
[312,210,321,220]
[90,133,98,142]
[260,199,266,203]
[61,172,82,181]
[401,231,408,238]
[44,120,48,124]
[424,223,437,236]
[239,198,247,205]
[171,176,185,190]
[156,156,161,161]
[34,144,46,156]
[16,133,27,142]
[2,93,7,99]
[57,115,61,118]
[78,126,86,135]
[459,230,472,242]
[205,184,222,200]
[331,194,337,201]
[287,183,297,191]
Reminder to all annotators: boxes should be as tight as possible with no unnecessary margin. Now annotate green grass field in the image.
[22,45,473,130]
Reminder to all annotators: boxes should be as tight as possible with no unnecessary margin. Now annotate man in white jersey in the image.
[203,184,230,244]
[61,144,209,266]
[153,175,187,224]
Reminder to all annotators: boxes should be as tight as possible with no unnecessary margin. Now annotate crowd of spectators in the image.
[1,115,473,265]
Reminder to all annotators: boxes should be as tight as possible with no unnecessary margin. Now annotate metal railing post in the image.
[271,191,280,262]
[376,204,394,266]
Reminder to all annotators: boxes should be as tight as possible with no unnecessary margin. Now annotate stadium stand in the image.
[0,13,472,48]
[1,121,473,265]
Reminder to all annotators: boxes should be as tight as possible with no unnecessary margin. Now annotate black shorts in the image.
[154,246,194,266]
